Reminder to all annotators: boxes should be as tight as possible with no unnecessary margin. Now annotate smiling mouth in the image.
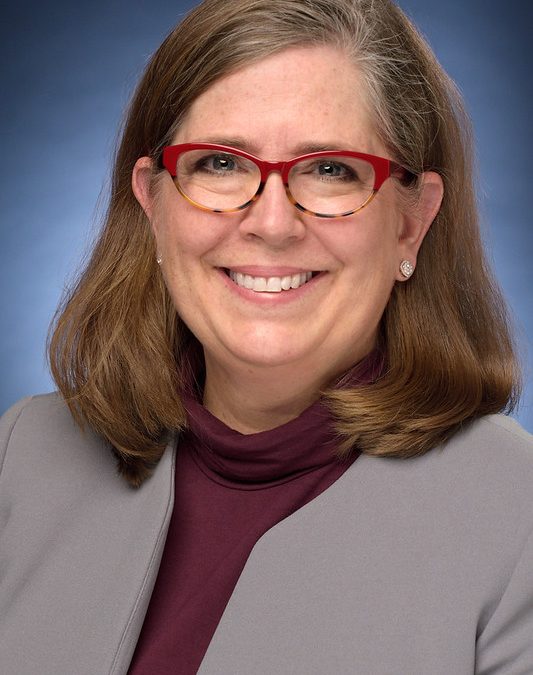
[225,269,317,293]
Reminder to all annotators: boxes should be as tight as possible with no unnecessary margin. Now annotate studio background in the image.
[1,0,532,431]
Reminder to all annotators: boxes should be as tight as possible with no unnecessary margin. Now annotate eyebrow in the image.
[291,142,349,155]
[190,136,352,157]
[194,136,256,151]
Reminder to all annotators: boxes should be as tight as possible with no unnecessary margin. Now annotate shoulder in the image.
[0,395,176,674]
[434,414,533,522]
[452,413,533,453]
[0,392,118,487]
[435,414,533,492]
[353,414,533,566]
[475,412,533,447]
[320,414,533,554]
[2,391,81,440]
[377,413,533,490]
[0,395,34,470]
[0,391,177,543]
[350,413,533,494]
[385,414,533,514]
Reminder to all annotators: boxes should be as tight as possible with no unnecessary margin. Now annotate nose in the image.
[238,172,306,248]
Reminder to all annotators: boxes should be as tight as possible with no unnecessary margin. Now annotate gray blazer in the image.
[1,393,533,674]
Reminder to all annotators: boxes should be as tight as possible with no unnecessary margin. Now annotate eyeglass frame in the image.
[160,142,417,219]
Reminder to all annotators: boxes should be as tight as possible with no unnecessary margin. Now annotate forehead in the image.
[174,45,381,156]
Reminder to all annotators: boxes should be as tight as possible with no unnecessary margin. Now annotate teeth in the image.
[290,273,303,289]
[280,275,292,291]
[266,277,282,292]
[228,270,314,293]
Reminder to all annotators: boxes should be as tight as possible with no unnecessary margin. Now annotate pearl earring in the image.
[156,255,162,265]
[399,260,414,278]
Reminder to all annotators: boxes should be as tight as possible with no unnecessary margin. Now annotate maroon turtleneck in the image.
[128,355,381,674]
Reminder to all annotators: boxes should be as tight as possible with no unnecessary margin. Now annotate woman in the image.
[1,0,532,673]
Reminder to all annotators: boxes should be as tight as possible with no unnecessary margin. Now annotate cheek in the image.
[323,215,400,279]
[154,203,234,323]
[154,199,226,264]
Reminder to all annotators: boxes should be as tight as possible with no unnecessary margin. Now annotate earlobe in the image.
[132,156,156,221]
[396,171,444,281]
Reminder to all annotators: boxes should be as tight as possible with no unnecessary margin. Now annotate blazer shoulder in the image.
[482,413,533,445]
[0,392,116,486]
[0,395,35,473]
[419,414,533,512]
[0,393,177,674]
[456,413,533,470]
[1,392,68,430]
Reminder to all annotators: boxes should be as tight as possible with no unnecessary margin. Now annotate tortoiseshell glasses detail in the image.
[161,143,416,219]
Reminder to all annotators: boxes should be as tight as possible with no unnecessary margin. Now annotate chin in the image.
[220,339,318,371]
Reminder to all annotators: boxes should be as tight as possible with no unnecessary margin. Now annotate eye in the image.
[294,157,361,183]
[315,161,356,181]
[198,153,238,174]
[318,161,346,177]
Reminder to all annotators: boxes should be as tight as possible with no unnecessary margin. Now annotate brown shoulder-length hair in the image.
[48,0,521,487]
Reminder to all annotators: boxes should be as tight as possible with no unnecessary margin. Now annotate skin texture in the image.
[133,46,443,433]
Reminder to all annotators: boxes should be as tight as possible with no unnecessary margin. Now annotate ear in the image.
[132,156,156,224]
[396,171,444,281]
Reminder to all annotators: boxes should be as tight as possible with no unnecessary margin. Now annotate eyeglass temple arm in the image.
[390,162,418,184]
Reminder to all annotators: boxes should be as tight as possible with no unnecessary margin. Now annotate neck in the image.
[201,351,365,434]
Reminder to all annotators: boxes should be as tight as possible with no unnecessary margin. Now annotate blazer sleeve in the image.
[0,397,33,475]
[475,523,533,673]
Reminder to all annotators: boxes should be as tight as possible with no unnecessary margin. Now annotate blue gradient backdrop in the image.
[1,1,532,431]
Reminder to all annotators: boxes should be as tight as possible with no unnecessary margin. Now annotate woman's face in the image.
[134,46,440,386]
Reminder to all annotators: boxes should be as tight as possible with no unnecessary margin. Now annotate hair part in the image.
[48,0,521,486]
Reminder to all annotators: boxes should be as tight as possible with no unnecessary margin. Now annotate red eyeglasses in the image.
[161,143,416,218]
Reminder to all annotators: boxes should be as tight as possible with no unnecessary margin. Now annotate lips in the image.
[227,270,314,293]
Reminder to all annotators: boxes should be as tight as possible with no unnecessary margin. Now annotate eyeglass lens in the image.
[174,149,376,216]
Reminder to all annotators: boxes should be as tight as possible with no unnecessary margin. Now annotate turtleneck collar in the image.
[181,350,383,488]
